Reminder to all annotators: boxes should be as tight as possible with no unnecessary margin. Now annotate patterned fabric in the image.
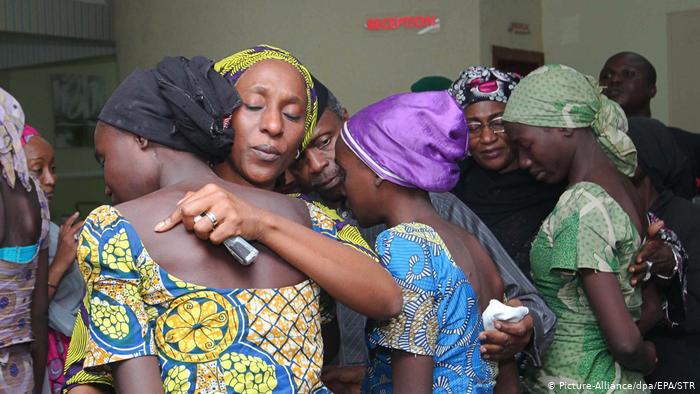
[0,256,41,351]
[360,193,558,369]
[295,193,376,366]
[342,92,467,193]
[63,302,113,392]
[364,223,496,393]
[502,64,637,177]
[0,197,50,353]
[0,344,33,393]
[525,182,647,393]
[215,45,318,151]
[294,194,376,260]
[0,87,31,191]
[647,212,689,327]
[448,66,521,108]
[47,328,71,394]
[75,205,330,393]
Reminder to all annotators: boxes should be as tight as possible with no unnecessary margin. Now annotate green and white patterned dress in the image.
[525,182,649,394]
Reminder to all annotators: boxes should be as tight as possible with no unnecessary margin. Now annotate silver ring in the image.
[642,261,653,282]
[204,211,218,227]
[73,233,79,241]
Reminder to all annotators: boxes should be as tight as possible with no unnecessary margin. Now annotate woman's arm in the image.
[48,212,83,299]
[391,350,433,394]
[31,248,49,392]
[637,283,663,335]
[494,359,520,394]
[113,357,164,394]
[155,184,402,320]
[580,269,656,374]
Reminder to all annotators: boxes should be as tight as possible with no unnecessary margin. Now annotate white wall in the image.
[541,0,700,125]
[479,0,543,65]
[113,0,482,113]
[668,9,700,132]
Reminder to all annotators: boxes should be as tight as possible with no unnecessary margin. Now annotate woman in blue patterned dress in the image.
[334,91,516,393]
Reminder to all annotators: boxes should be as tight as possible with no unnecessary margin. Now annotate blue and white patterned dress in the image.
[364,222,496,394]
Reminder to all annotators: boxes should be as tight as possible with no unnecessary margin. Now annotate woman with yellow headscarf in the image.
[63,48,400,394]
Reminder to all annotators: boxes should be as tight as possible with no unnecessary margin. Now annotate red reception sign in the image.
[365,15,438,31]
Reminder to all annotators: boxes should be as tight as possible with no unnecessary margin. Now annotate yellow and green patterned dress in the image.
[525,182,648,394]
[71,205,331,393]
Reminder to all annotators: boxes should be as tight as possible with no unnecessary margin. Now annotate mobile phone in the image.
[223,236,259,266]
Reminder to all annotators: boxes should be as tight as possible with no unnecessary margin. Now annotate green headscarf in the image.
[503,64,637,176]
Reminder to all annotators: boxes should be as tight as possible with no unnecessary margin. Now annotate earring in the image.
[374,177,383,187]
[295,149,301,160]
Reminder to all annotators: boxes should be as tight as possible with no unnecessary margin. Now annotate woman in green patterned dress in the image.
[502,64,657,393]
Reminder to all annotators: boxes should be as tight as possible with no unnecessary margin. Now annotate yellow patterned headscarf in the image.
[215,45,317,151]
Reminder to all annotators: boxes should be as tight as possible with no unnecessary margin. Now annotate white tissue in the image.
[482,299,529,331]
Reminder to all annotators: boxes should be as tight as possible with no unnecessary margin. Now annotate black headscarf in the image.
[628,116,695,198]
[98,56,241,163]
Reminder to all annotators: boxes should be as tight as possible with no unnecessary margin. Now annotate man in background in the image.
[600,51,699,198]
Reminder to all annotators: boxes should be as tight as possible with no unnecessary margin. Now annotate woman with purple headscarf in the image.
[334,91,516,393]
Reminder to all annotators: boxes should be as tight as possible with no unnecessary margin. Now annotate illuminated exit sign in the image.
[365,15,440,34]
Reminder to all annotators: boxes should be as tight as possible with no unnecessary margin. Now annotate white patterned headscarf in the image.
[0,87,32,190]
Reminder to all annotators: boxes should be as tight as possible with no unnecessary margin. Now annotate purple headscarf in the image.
[341,91,467,193]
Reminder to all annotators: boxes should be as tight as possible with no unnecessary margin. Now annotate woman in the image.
[334,91,513,393]
[210,45,318,191]
[67,55,400,393]
[23,126,85,394]
[449,65,687,299]
[0,88,50,392]
[627,116,699,388]
[502,64,656,393]
[449,66,566,275]
[156,46,390,316]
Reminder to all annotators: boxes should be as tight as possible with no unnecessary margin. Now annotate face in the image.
[24,137,56,200]
[289,109,345,201]
[216,59,307,190]
[94,122,160,204]
[465,101,518,172]
[599,54,656,115]
[334,137,382,227]
[504,122,573,184]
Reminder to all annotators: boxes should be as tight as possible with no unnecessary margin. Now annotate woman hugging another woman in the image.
[64,50,401,394]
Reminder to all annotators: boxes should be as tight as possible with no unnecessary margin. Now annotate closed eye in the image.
[284,113,301,122]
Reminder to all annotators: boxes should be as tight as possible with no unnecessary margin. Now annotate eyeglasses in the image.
[467,117,505,138]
